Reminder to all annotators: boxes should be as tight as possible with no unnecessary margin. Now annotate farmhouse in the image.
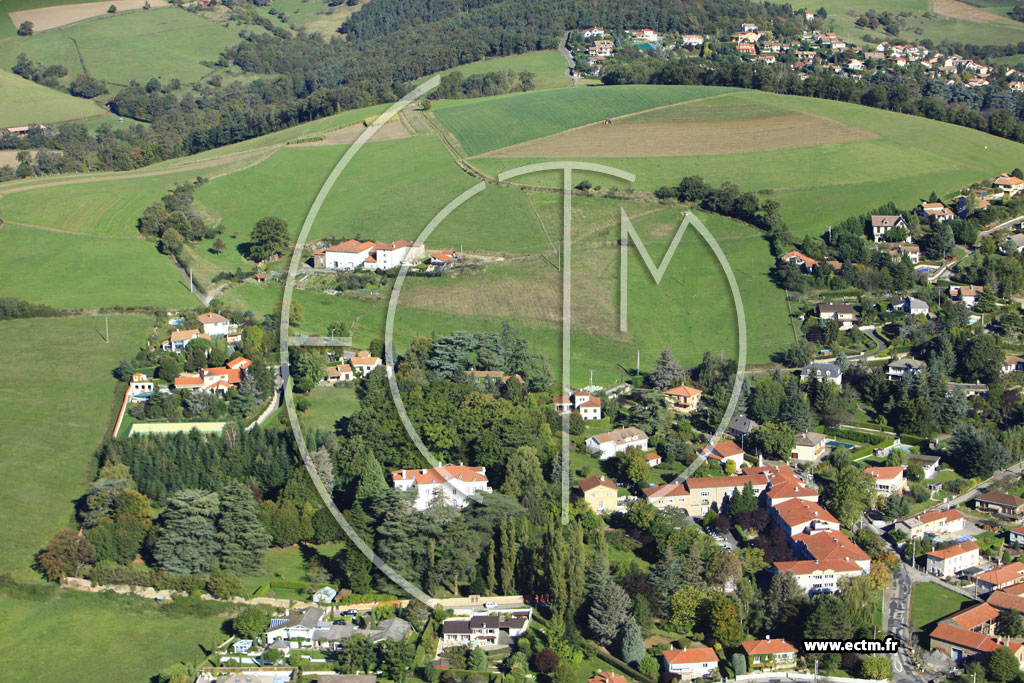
[742,638,798,671]
[773,559,864,595]
[926,540,981,578]
[554,390,602,420]
[792,431,827,461]
[995,174,1024,196]
[390,465,492,510]
[578,475,617,514]
[816,303,856,329]
[662,647,719,678]
[586,428,649,460]
[313,239,426,270]
[870,214,909,242]
[976,492,1024,517]
[800,362,842,385]
[887,358,926,381]
[161,328,210,353]
[174,357,251,394]
[976,562,1024,593]
[663,384,702,414]
[196,312,230,337]
[895,508,965,540]
[864,465,907,495]
[949,285,985,307]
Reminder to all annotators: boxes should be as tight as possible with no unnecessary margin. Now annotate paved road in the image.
[979,213,1024,238]
[558,31,576,73]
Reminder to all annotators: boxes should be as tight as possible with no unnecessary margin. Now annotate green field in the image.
[240,541,346,599]
[0,0,103,38]
[301,383,361,435]
[0,590,227,682]
[421,50,572,91]
[0,8,244,86]
[0,315,154,581]
[910,582,975,632]
[0,68,104,126]
[0,225,195,309]
[818,0,1024,46]
[433,84,734,155]
[247,0,365,37]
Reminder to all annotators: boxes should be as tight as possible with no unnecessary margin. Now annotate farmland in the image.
[420,49,572,90]
[0,8,244,86]
[0,67,104,126]
[0,0,104,38]
[0,224,194,309]
[0,314,154,581]
[817,0,1024,46]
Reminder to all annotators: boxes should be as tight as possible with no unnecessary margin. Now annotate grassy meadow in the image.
[0,314,154,581]
[301,383,361,435]
[0,8,243,86]
[817,0,1024,46]
[0,225,194,309]
[0,0,104,38]
[419,50,572,90]
[0,68,104,126]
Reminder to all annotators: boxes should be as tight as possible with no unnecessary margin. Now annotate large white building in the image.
[773,559,865,596]
[391,464,492,510]
[313,239,426,271]
[586,427,648,460]
[926,541,981,578]
[196,312,231,337]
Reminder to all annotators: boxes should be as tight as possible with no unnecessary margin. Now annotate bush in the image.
[17,21,33,36]
[206,572,244,599]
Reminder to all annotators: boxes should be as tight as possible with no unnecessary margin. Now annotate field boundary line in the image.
[3,220,145,239]
[524,191,556,254]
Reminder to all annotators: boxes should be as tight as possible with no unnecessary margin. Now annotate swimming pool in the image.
[827,440,856,449]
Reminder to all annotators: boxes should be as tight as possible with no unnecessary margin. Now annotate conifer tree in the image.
[152,489,221,574]
[217,483,271,575]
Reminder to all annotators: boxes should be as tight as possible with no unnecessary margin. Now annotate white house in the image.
[742,638,799,671]
[370,240,426,270]
[708,440,746,469]
[173,357,251,394]
[586,427,649,460]
[350,350,382,376]
[161,328,209,353]
[128,373,154,402]
[871,214,909,242]
[817,303,857,330]
[1007,234,1024,254]
[440,611,531,648]
[553,390,602,420]
[949,285,985,307]
[325,363,354,383]
[266,607,410,650]
[1010,525,1024,546]
[196,312,231,337]
[632,28,660,42]
[390,465,492,510]
[926,541,981,578]
[1004,355,1024,374]
[865,465,907,495]
[581,26,605,38]
[680,34,705,46]
[894,297,929,316]
[800,362,842,385]
[772,499,840,537]
[772,559,865,595]
[663,647,719,678]
[994,174,1024,196]
[896,508,965,540]
[314,239,376,270]
[887,358,926,381]
[792,431,827,461]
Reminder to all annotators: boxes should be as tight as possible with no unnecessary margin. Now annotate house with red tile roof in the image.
[864,465,907,496]
[895,508,965,539]
[663,384,702,414]
[325,363,354,383]
[942,603,1000,634]
[926,541,981,578]
[196,312,230,337]
[351,350,382,376]
[773,558,865,596]
[579,475,618,514]
[764,480,819,507]
[173,357,251,394]
[313,239,425,271]
[742,638,798,671]
[708,440,745,468]
[976,562,1024,594]
[161,328,210,353]
[554,390,602,420]
[588,672,627,683]
[995,174,1024,196]
[662,647,719,677]
[772,499,839,537]
[390,465,491,510]
[792,530,871,570]
[929,623,1024,666]
[1010,525,1024,546]
[780,250,819,274]
[586,428,649,460]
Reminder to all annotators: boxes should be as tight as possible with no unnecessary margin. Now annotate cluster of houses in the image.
[160,312,240,352]
[258,606,412,654]
[310,239,459,272]
[575,27,664,71]
[661,636,800,678]
[322,351,384,384]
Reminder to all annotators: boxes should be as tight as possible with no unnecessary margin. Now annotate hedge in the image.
[269,580,307,590]
[340,591,398,604]
[825,427,887,446]
[87,564,205,592]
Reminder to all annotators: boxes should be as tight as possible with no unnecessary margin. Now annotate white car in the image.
[483,602,498,609]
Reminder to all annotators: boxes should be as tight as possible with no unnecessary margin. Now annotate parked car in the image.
[483,602,497,609]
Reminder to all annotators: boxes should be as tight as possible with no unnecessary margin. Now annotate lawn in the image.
[433,84,734,156]
[0,8,244,86]
[240,541,346,599]
[247,0,365,37]
[301,382,361,435]
[0,314,154,581]
[0,225,195,309]
[419,50,572,91]
[0,590,228,682]
[0,69,104,127]
[911,582,975,632]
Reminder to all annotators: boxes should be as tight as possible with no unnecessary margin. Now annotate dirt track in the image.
[930,0,1010,23]
[479,113,876,158]
[7,0,170,33]
[289,121,415,146]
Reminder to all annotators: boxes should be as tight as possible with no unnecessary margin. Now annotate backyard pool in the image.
[827,440,856,449]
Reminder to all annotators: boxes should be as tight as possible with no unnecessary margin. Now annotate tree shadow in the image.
[236,242,254,261]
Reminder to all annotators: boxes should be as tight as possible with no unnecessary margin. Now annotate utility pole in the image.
[636,349,640,375]
[105,315,109,343]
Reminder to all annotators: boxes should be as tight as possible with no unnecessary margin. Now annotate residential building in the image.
[741,22,759,32]
[927,541,981,578]
[161,328,209,352]
[736,42,756,55]
[943,603,1000,635]
[871,214,909,242]
[589,40,614,58]
[174,357,251,394]
[1010,525,1024,546]
[664,384,702,414]
[886,358,926,381]
[876,243,921,264]
[1007,234,1024,254]
[792,431,827,461]
[350,350,382,376]
[864,465,907,496]
[1003,355,1024,374]
[816,303,857,330]
[589,673,626,683]
[976,492,1024,517]
[313,239,425,271]
[995,174,1024,196]
[579,475,617,514]
[929,623,1024,665]
[764,479,819,507]
[773,559,865,595]
[792,529,871,571]
[554,390,602,420]
[728,415,759,440]
[742,638,798,671]
[429,250,458,267]
[325,363,354,383]
[632,28,660,42]
[800,362,842,385]
[390,465,491,510]
[128,373,153,402]
[680,34,705,46]
[266,607,410,650]
[581,27,605,38]
[920,202,955,222]
[894,297,929,316]
[895,508,965,540]
[642,473,769,516]
[646,451,663,467]
[314,239,376,270]
[586,427,649,460]
[949,285,985,307]
[949,382,988,397]
[440,612,531,648]
[773,499,840,537]
[780,250,819,273]
[908,454,942,480]
[976,562,1024,593]
[986,587,1024,613]
[708,440,746,469]
[662,647,719,679]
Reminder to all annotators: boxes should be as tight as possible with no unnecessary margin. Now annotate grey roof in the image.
[372,617,412,643]
[818,303,855,315]
[317,677,378,683]
[795,431,826,447]
[314,622,360,642]
[268,639,291,650]
[801,362,841,378]
[274,606,325,630]
[888,358,926,371]
[470,615,500,629]
[442,620,472,635]
[729,415,759,434]
[1008,234,1024,247]
[871,215,905,228]
[901,297,929,311]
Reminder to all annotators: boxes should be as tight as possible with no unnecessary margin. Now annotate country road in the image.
[558,31,576,73]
